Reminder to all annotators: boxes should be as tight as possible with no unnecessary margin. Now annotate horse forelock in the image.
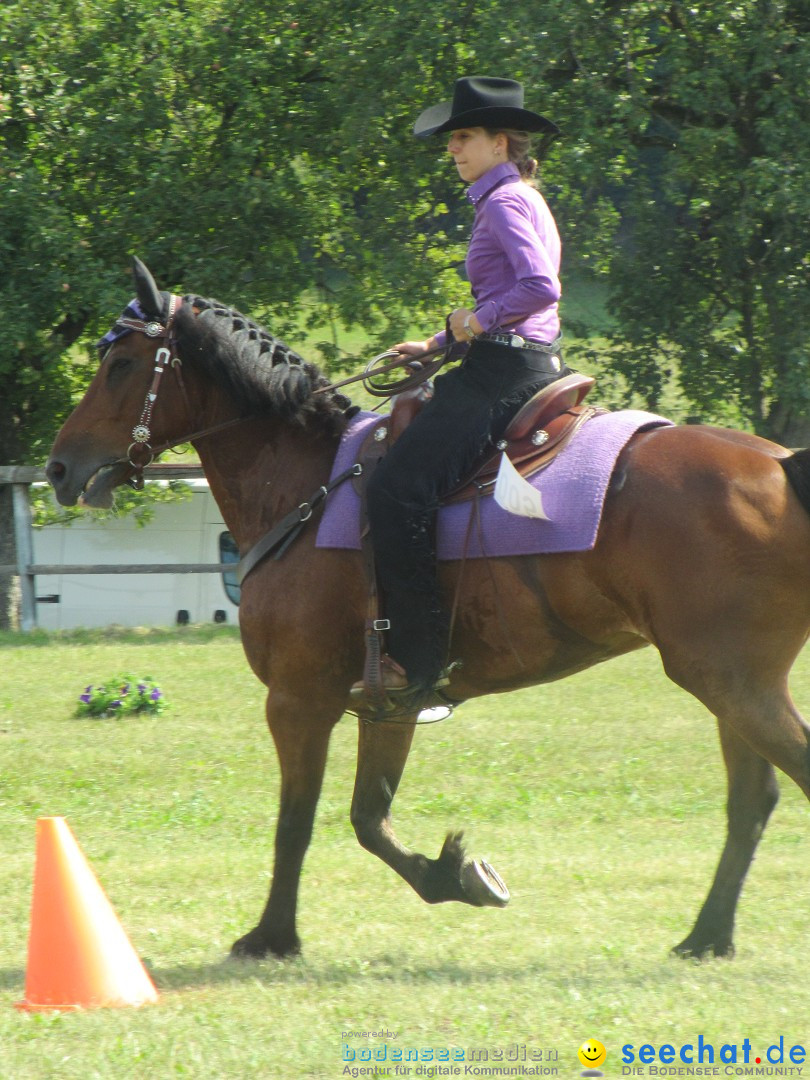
[172,295,353,433]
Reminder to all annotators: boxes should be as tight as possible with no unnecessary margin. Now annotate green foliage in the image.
[1,0,808,461]
[29,478,193,529]
[557,1,810,438]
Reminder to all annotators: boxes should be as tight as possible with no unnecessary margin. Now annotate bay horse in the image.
[46,258,810,961]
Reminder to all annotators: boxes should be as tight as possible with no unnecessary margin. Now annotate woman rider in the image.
[351,76,567,715]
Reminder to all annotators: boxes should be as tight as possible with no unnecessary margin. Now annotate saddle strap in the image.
[361,599,390,712]
[237,463,362,585]
[358,448,391,710]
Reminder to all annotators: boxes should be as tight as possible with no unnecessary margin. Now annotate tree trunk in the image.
[763,388,810,449]
[773,415,810,450]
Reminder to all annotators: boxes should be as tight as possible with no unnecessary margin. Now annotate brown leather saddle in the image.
[355,371,600,503]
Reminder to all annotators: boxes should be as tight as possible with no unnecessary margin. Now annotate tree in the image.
[0,0,324,622]
[546,0,810,440]
[2,0,809,626]
[0,0,480,623]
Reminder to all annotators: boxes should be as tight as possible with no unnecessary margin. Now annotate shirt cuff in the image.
[473,302,499,333]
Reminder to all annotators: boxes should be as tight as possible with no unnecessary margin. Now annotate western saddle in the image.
[356,371,599,503]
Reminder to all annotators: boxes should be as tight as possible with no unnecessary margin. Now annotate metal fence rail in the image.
[0,463,229,631]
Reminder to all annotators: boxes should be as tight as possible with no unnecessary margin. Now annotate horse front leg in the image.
[231,696,335,960]
[350,717,510,907]
[673,717,780,959]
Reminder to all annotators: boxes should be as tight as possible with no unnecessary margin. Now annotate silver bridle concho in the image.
[124,295,182,473]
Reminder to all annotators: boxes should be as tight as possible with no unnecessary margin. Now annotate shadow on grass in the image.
[0,625,242,649]
[0,968,25,993]
[143,949,747,992]
[3,948,742,1000]
[147,953,556,991]
[1,956,554,1001]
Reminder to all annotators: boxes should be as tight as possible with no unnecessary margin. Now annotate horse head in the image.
[46,258,351,508]
[46,259,187,507]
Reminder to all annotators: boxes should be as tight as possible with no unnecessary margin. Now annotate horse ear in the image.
[132,256,164,318]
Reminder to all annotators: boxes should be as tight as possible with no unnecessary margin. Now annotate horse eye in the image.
[106,353,136,380]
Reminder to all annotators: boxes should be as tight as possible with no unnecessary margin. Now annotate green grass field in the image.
[2,627,810,1078]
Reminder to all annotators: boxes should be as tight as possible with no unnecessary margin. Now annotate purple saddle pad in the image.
[316,409,671,559]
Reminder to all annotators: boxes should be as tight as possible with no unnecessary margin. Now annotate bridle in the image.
[106,294,247,489]
[118,294,186,476]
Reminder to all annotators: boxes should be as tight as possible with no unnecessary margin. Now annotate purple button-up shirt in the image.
[434,161,561,348]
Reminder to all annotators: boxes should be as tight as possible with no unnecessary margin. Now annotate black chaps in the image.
[366,338,568,690]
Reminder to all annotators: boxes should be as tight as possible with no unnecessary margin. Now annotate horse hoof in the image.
[230,927,301,960]
[671,937,734,961]
[460,858,510,907]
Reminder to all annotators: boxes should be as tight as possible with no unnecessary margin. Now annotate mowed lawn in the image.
[2,626,810,1079]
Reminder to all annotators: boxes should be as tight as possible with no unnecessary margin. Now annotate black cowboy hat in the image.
[413,76,559,138]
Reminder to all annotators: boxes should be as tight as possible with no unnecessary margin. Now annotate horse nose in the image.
[45,456,82,506]
[45,458,66,486]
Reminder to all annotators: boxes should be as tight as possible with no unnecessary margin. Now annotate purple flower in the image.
[75,675,165,720]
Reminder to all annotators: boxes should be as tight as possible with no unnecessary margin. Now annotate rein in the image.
[321,316,468,398]
[315,343,448,398]
[110,297,451,488]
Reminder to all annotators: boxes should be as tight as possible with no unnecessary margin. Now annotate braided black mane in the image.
[173,295,354,436]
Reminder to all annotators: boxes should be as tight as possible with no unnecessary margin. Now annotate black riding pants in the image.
[366,339,569,691]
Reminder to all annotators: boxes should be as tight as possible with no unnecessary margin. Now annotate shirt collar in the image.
[466,161,520,206]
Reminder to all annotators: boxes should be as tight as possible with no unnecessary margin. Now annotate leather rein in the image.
[107,295,448,491]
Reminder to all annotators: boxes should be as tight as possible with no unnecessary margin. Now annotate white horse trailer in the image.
[31,482,240,630]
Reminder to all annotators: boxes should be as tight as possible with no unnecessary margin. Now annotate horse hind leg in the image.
[350,718,510,908]
[673,717,780,959]
[657,591,810,958]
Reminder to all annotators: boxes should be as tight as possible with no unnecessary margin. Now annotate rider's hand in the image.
[392,339,436,362]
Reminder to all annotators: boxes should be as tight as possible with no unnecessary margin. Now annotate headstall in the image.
[103,294,200,488]
[122,295,183,479]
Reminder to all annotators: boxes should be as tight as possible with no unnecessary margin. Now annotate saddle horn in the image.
[132,256,165,319]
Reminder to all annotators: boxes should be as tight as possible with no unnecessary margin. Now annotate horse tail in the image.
[780,448,810,518]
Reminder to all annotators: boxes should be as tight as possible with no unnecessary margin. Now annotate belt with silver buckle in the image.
[478,332,557,354]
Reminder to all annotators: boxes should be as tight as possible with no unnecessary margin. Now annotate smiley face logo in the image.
[578,1039,607,1069]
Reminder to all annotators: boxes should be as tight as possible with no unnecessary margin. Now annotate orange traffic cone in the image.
[16,817,159,1011]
